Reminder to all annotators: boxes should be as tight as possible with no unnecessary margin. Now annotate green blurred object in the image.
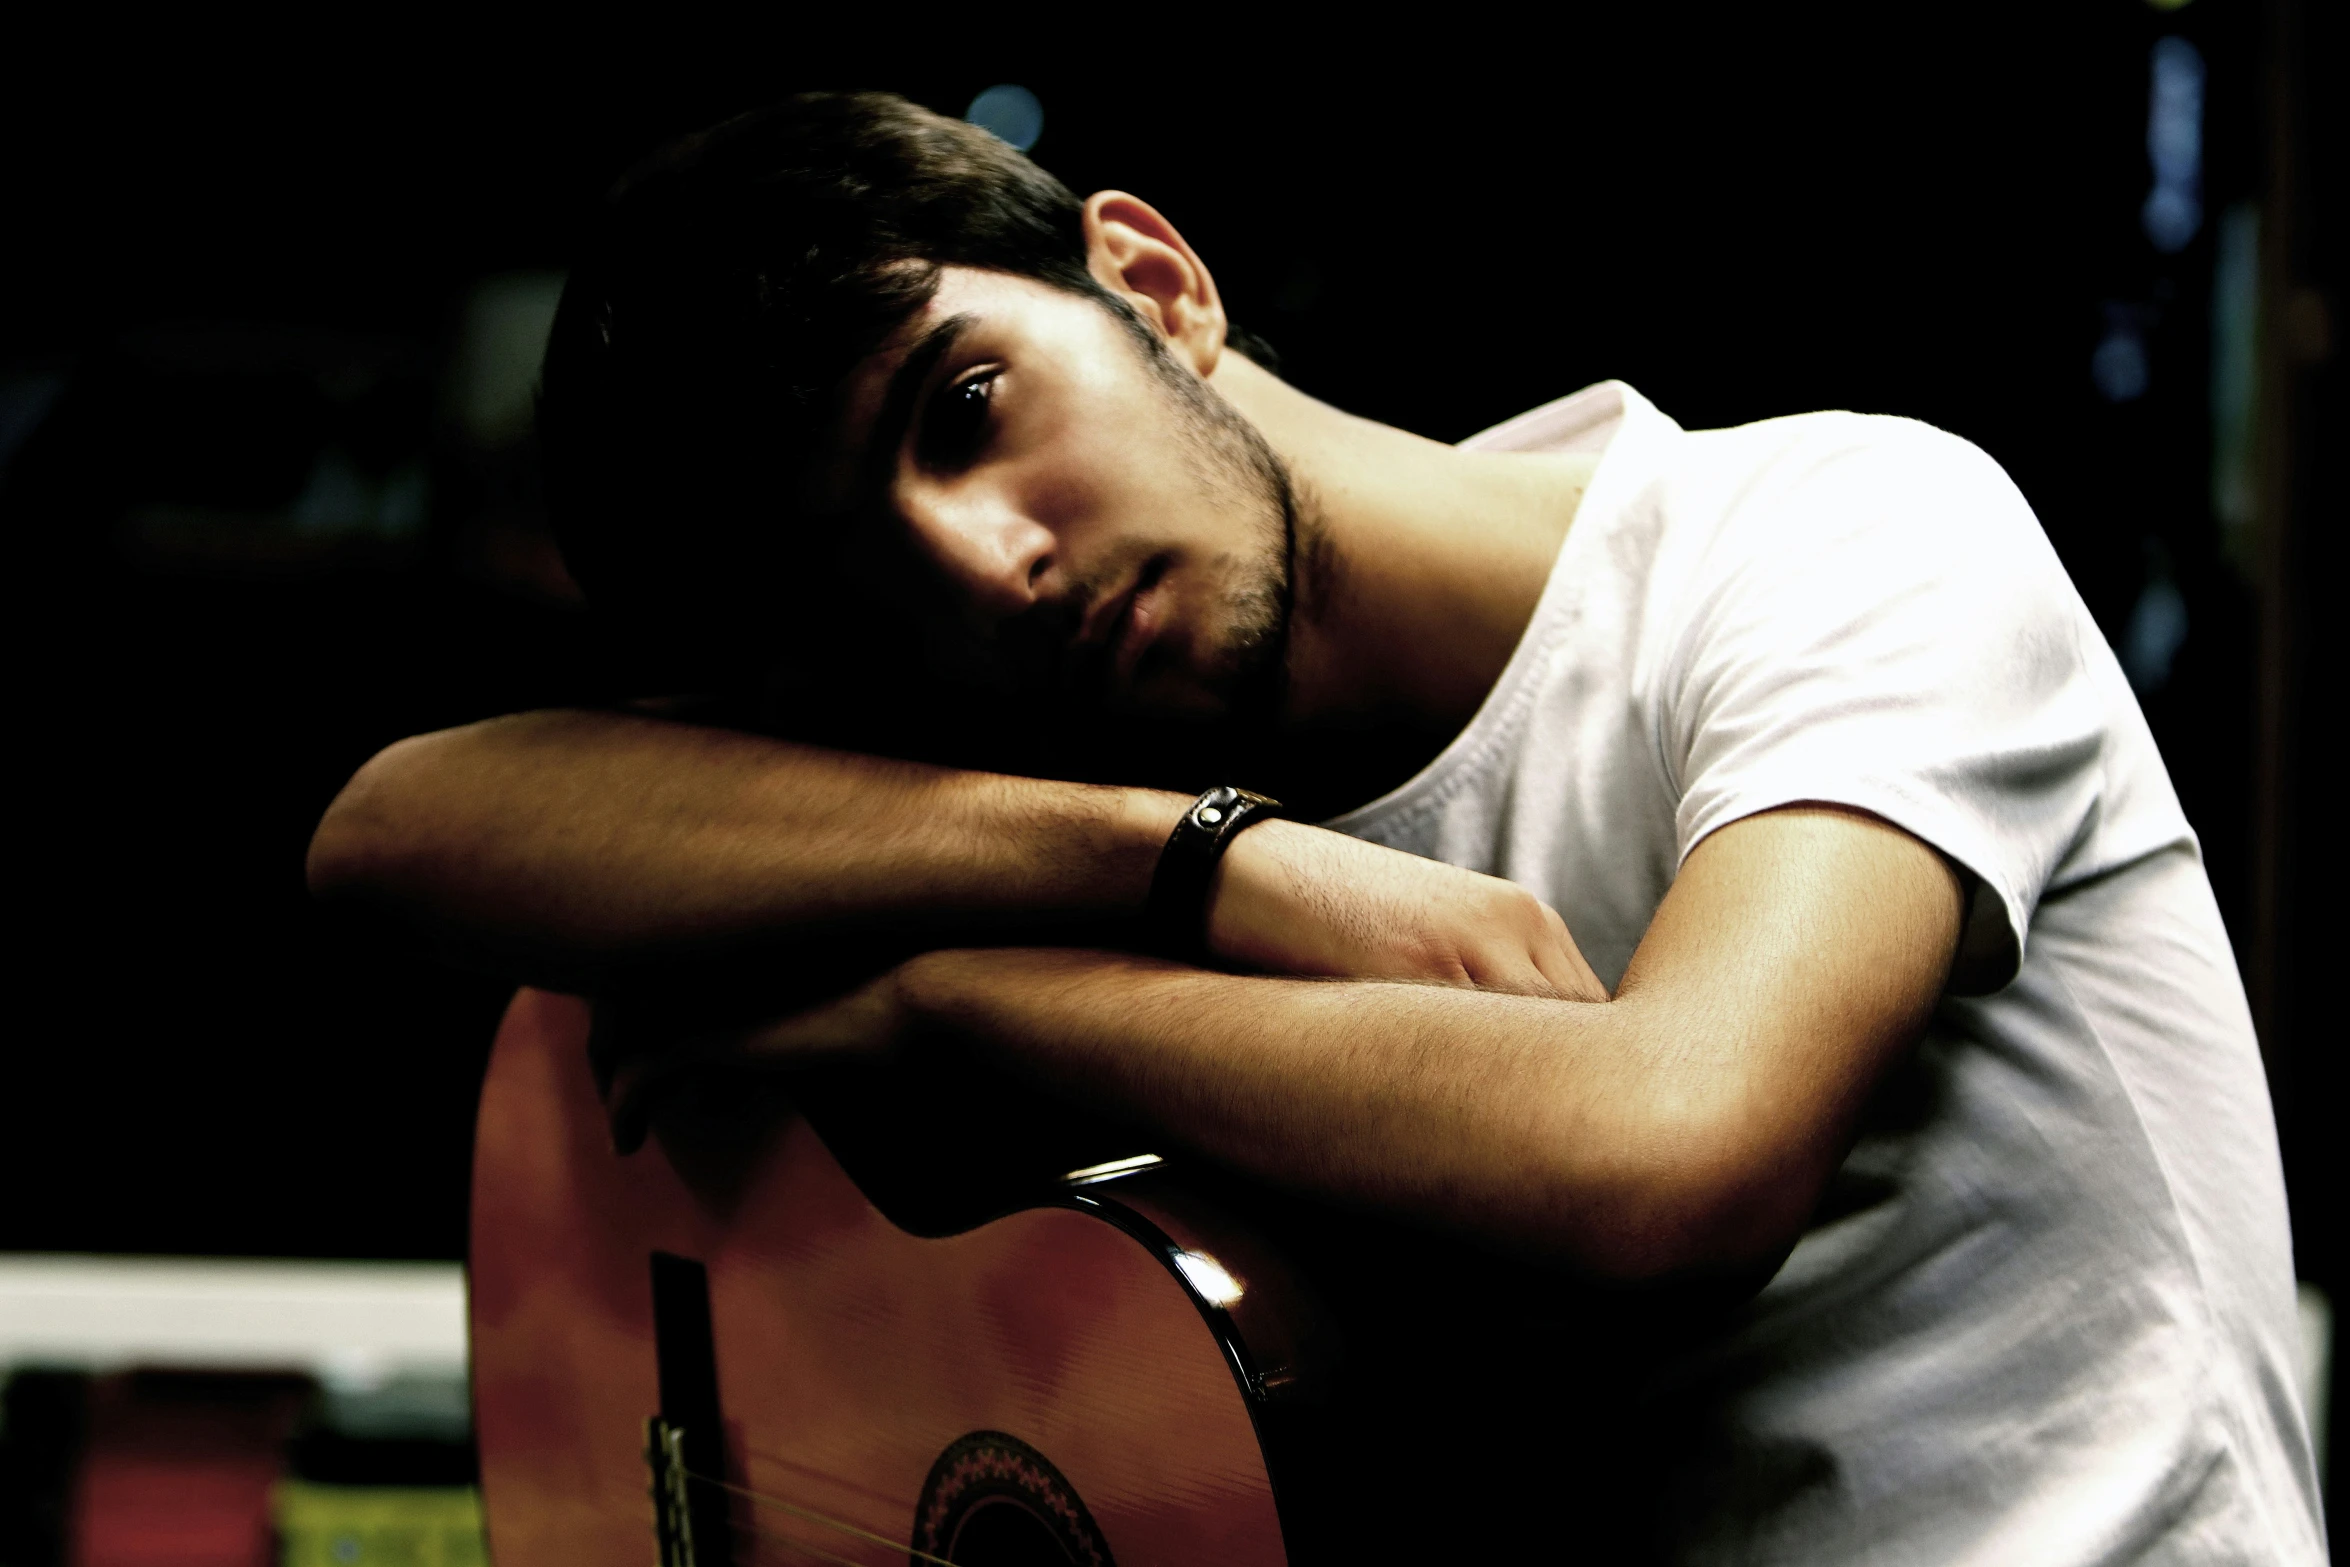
[274,1481,487,1567]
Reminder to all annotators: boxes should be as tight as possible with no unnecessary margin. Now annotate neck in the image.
[1209,352,1597,808]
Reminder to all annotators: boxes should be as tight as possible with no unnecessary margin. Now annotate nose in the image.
[899,488,1055,626]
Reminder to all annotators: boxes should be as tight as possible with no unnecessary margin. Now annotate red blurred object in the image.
[69,1371,310,1567]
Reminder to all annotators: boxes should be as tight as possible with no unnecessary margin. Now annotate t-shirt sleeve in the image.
[1662,420,2108,992]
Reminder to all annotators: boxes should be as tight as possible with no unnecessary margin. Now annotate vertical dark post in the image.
[651,1251,736,1567]
[2253,0,2342,1520]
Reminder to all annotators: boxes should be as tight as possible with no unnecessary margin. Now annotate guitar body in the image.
[471,989,1677,1564]
[471,989,1304,1566]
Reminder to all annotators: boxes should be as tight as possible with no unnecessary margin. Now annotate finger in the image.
[1460,941,1562,998]
[1532,909,1612,1004]
[1513,963,1568,1000]
[1523,934,1582,999]
[1532,943,1606,1004]
[1550,952,1610,1004]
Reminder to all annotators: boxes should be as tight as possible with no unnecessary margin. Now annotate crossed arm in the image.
[310,709,1962,1280]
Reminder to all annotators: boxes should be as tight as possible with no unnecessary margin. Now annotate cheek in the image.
[1013,349,1224,555]
[1012,447,1119,540]
[1014,411,1189,547]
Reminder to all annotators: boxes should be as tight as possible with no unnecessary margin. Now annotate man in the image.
[309,94,2323,1561]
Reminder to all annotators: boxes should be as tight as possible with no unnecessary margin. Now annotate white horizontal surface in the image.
[0,1257,2328,1465]
[0,1254,467,1381]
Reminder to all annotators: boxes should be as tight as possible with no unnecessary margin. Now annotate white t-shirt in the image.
[1323,383,2326,1564]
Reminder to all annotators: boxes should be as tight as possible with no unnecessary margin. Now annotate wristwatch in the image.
[1146,786,1285,963]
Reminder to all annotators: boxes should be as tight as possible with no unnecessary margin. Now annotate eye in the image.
[918,367,1001,468]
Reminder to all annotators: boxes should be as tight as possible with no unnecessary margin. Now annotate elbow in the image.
[305,785,368,899]
[306,733,442,902]
[1542,1107,1823,1289]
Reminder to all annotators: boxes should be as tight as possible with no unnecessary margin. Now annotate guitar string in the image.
[734,1440,916,1522]
[635,1506,883,1567]
[729,1515,883,1567]
[634,1470,880,1565]
[639,1473,911,1567]
[683,1467,960,1567]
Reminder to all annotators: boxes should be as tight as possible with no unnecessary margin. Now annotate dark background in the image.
[2,0,2337,1492]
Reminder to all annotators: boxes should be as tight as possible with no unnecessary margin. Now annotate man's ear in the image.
[1081,191,1227,377]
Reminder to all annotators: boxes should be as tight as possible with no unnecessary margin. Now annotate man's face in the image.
[804,267,1293,725]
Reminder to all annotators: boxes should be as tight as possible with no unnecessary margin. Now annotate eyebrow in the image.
[860,312,976,495]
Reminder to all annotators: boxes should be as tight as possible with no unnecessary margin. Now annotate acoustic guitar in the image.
[470,988,1698,1565]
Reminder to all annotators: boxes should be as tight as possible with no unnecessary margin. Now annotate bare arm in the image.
[307,709,1178,976]
[683,805,1963,1279]
[308,709,1599,996]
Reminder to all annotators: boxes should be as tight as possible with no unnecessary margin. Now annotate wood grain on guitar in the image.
[470,989,1298,1567]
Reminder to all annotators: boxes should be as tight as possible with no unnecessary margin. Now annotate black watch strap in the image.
[1146,786,1285,963]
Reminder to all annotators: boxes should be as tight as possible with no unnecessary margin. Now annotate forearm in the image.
[308,710,1187,981]
[900,948,1794,1280]
[880,808,1957,1277]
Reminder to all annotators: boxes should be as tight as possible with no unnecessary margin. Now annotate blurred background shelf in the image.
[0,1258,475,1567]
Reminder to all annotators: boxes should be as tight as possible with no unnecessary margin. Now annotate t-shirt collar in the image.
[1319,380,1680,833]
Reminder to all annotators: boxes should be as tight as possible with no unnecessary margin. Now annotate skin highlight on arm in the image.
[306,708,1186,979]
[725,804,1964,1281]
[307,708,1603,997]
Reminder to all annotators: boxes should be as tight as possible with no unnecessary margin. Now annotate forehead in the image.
[838,272,1089,433]
[807,268,1110,506]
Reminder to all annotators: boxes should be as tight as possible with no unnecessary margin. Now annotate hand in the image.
[600,967,913,1153]
[1207,820,1609,1001]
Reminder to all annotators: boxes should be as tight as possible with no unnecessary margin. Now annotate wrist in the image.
[1112,787,1199,910]
[1203,816,1310,964]
[892,947,971,1028]
[988,780,1191,919]
[1147,787,1287,961]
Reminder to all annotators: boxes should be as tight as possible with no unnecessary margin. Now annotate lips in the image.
[1066,555,1169,695]
[1110,557,1169,684]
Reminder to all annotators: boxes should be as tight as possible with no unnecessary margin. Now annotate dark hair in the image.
[538,91,1271,684]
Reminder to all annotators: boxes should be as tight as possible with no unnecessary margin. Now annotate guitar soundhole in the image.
[912,1431,1114,1567]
